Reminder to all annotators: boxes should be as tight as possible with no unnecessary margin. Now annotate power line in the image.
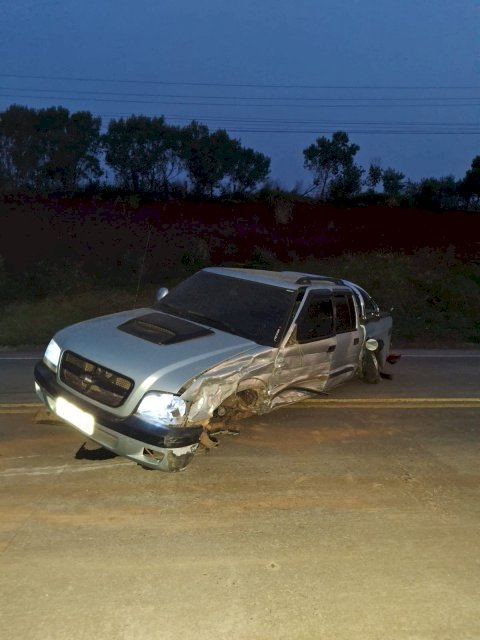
[113,115,480,127]
[2,86,479,102]
[0,73,478,90]
[1,105,477,134]
[85,113,480,135]
[1,92,478,109]
[219,129,479,135]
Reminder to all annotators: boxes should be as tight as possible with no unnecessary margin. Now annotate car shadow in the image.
[75,442,118,461]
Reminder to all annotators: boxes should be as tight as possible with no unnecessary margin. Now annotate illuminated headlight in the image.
[44,339,62,371]
[135,393,186,428]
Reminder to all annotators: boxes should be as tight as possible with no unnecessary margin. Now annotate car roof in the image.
[204,267,348,291]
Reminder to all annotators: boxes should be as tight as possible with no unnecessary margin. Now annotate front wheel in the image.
[359,348,380,384]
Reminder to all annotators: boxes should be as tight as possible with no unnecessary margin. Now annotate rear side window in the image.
[297,295,334,342]
[334,294,356,333]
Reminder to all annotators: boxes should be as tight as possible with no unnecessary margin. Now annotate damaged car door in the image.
[272,291,336,395]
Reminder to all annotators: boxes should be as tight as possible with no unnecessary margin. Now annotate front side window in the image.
[296,295,334,342]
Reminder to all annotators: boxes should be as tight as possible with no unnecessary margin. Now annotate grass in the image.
[288,250,480,348]
[0,249,479,348]
[0,287,155,347]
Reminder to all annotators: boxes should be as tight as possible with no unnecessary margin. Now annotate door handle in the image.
[327,345,336,353]
[353,338,359,345]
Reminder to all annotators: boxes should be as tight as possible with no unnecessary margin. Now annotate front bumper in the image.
[34,361,202,471]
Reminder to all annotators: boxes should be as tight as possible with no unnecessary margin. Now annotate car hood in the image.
[54,308,259,409]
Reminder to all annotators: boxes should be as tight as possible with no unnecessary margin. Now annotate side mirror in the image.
[155,287,169,303]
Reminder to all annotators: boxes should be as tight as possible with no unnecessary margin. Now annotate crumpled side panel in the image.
[182,347,275,425]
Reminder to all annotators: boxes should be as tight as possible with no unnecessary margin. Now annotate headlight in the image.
[135,392,186,428]
[44,339,62,371]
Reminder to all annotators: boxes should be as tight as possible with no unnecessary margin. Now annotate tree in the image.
[0,105,102,191]
[330,164,364,201]
[103,115,182,195]
[180,122,236,197]
[226,143,270,194]
[179,123,270,196]
[432,176,461,210]
[156,124,184,196]
[303,131,361,200]
[38,108,102,190]
[365,161,383,191]
[406,175,461,210]
[382,168,405,198]
[0,105,42,190]
[460,156,480,208]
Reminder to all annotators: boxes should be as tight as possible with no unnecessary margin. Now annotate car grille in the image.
[60,351,134,408]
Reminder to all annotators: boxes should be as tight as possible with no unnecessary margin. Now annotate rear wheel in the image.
[359,348,380,384]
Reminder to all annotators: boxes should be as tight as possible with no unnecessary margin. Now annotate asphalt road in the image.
[0,349,44,403]
[0,350,479,640]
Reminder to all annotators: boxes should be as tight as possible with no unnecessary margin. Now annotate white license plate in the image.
[56,397,95,436]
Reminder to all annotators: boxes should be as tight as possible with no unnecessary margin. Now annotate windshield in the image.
[154,271,297,347]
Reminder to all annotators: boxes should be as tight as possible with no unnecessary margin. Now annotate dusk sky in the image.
[2,0,479,189]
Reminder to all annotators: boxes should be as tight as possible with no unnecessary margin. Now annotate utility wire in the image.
[211,129,479,135]
[0,73,478,90]
[1,92,478,109]
[2,86,479,102]
[1,106,477,134]
[76,112,480,128]
[1,79,477,135]
[100,116,480,134]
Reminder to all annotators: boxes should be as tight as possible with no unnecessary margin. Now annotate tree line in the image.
[0,104,479,208]
[303,130,480,210]
[0,105,270,198]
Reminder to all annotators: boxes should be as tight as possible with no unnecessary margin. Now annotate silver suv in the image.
[34,267,392,471]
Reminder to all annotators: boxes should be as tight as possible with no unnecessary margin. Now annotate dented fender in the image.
[182,346,275,425]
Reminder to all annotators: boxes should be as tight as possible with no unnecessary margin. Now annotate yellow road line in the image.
[297,398,480,409]
[1,398,480,414]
